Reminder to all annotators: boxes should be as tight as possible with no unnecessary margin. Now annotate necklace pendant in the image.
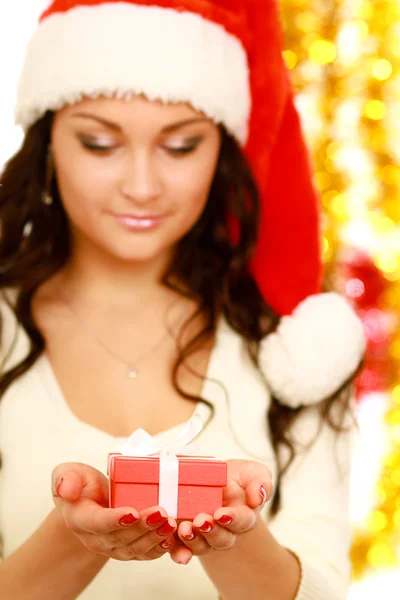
[128,365,138,380]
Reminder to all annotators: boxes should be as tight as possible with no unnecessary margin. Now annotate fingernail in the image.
[183,529,196,541]
[156,520,175,536]
[56,478,64,498]
[159,540,172,550]
[119,513,139,527]
[259,486,267,506]
[146,511,165,526]
[178,556,192,565]
[217,515,233,526]
[198,520,213,533]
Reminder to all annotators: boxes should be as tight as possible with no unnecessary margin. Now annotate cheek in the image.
[55,155,117,218]
[167,157,218,220]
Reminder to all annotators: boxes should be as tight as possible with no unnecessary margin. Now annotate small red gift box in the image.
[108,454,227,520]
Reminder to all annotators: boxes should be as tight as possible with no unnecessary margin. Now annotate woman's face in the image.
[51,95,222,266]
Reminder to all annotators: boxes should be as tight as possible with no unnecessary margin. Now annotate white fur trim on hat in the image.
[260,293,366,408]
[15,3,251,142]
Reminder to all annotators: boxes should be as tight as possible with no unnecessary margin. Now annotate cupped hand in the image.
[51,462,178,562]
[170,459,272,564]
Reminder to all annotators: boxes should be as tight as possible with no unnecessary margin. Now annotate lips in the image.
[111,213,166,231]
[115,213,163,220]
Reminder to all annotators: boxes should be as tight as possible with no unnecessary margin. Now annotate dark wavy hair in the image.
[0,111,359,515]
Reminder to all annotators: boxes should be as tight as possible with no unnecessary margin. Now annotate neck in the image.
[57,236,177,315]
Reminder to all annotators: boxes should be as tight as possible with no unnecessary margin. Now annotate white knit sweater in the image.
[0,299,353,599]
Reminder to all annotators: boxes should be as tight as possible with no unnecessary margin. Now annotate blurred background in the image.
[0,1,399,596]
[280,1,400,596]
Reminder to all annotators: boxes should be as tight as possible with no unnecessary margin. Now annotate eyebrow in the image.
[70,112,210,133]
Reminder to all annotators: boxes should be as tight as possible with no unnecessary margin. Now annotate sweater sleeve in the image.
[0,290,28,373]
[0,291,15,370]
[0,289,21,562]
[266,402,355,600]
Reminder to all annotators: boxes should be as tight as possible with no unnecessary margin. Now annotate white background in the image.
[0,0,49,166]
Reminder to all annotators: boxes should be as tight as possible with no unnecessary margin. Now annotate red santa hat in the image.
[14,0,365,407]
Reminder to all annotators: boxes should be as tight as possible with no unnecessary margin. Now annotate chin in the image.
[110,240,175,266]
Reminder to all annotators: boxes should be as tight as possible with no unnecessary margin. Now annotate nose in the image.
[120,150,162,205]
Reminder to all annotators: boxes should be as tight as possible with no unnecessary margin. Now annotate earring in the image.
[23,220,33,238]
[42,191,54,206]
[42,145,54,206]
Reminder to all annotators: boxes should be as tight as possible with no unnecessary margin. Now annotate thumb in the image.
[52,462,109,505]
[244,475,273,510]
[227,459,273,509]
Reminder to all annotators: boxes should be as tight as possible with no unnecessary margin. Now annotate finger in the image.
[110,520,177,560]
[191,514,235,551]
[109,536,174,562]
[126,517,176,553]
[61,496,140,535]
[107,515,176,550]
[67,512,175,557]
[243,476,273,510]
[51,462,109,505]
[65,513,173,558]
[124,506,171,538]
[169,540,193,566]
[52,470,84,503]
[176,521,210,556]
[145,537,176,560]
[213,505,257,534]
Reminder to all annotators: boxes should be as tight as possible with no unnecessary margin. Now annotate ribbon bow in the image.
[117,412,203,457]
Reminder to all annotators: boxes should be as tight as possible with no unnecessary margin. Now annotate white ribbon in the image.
[116,413,204,517]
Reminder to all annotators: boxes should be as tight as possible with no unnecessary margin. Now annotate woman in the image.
[0,1,366,598]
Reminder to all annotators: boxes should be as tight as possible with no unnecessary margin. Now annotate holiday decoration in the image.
[280,0,400,580]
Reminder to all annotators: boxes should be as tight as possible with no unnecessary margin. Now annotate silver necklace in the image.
[59,294,179,380]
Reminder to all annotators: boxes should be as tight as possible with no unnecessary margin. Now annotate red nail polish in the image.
[56,478,64,497]
[259,486,267,506]
[198,520,213,533]
[183,530,196,541]
[146,511,165,526]
[119,513,139,527]
[217,515,233,526]
[159,540,172,550]
[156,520,175,536]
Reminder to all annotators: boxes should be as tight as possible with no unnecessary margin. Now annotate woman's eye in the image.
[80,141,116,153]
[165,145,197,156]
[77,135,202,155]
[164,137,202,156]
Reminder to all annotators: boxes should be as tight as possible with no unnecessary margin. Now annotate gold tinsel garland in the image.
[280,0,400,581]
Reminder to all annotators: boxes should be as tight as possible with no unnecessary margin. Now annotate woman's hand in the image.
[51,462,178,562]
[169,459,272,565]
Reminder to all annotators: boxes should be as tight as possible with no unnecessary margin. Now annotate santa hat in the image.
[14,0,365,407]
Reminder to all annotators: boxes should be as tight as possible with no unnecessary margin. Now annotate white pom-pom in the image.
[261,293,366,408]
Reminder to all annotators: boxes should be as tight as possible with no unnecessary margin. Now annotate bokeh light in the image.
[281,0,400,586]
